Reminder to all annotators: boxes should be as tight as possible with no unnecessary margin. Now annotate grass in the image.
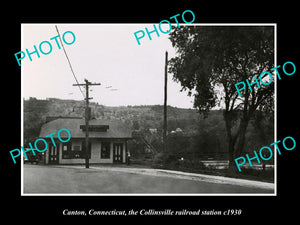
[148,155,274,183]
[151,163,274,183]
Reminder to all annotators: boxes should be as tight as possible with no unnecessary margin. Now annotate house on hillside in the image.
[170,128,183,134]
[39,117,132,164]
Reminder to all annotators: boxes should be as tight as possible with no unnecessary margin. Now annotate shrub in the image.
[152,152,206,172]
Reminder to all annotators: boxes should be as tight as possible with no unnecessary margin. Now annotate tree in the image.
[168,26,274,171]
[132,120,140,130]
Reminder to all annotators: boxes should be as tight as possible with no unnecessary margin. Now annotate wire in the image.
[55,25,85,98]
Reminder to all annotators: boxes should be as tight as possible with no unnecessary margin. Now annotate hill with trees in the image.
[24,97,273,159]
[23,97,274,180]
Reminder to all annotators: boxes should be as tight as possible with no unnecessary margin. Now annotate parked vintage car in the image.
[23,149,43,164]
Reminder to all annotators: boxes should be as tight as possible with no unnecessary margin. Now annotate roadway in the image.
[23,164,274,194]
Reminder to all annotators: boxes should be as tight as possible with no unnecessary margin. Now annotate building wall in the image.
[45,148,49,164]
[60,139,84,164]
[89,141,113,164]
[44,138,127,164]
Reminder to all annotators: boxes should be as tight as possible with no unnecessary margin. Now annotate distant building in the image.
[175,128,183,133]
[170,128,183,134]
[39,118,132,164]
[149,128,157,134]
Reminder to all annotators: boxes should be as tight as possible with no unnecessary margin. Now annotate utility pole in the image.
[163,51,168,152]
[73,79,101,168]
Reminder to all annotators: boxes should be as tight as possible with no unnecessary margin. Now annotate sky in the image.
[22,24,194,108]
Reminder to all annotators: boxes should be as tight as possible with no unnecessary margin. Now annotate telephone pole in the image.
[73,79,101,168]
[163,51,168,152]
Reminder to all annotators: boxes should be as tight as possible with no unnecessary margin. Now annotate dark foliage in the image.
[168,26,275,170]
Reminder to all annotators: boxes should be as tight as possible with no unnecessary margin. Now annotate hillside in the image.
[23,97,200,139]
[23,97,274,158]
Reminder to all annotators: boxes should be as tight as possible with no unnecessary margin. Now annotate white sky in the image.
[22,24,194,108]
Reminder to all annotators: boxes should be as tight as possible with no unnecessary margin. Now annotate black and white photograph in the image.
[4,4,298,224]
[21,24,275,195]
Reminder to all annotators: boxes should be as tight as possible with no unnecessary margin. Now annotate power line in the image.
[55,25,85,98]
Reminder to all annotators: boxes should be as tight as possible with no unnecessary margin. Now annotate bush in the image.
[238,167,274,182]
[152,152,206,173]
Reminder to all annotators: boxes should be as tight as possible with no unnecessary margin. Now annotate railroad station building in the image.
[39,117,132,164]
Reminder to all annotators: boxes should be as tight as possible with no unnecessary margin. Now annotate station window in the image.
[101,142,110,159]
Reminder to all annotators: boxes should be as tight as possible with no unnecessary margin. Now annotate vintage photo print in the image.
[21,23,276,196]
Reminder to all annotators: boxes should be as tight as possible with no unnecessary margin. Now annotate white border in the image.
[21,23,24,195]
[21,23,277,196]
